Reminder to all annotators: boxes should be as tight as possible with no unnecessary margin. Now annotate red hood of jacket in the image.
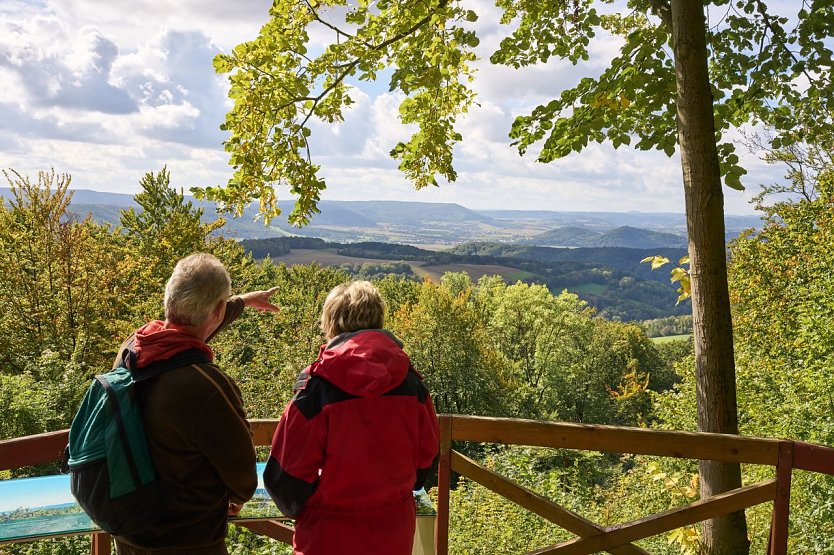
[311,329,410,397]
[133,320,214,368]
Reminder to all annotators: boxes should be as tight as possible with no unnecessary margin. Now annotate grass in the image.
[571,283,607,296]
[651,334,692,344]
[418,263,534,282]
[267,248,400,266]
[267,250,535,285]
[264,249,533,283]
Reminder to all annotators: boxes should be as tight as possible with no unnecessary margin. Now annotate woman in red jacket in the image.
[264,280,440,555]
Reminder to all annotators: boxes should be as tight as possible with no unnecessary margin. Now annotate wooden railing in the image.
[3,417,834,554]
[434,415,834,555]
[0,420,290,554]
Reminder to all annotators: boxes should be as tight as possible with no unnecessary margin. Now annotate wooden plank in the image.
[0,429,69,470]
[435,414,453,555]
[449,416,780,465]
[451,451,648,555]
[792,440,834,475]
[769,442,794,555]
[235,519,294,545]
[91,532,110,555]
[0,421,280,471]
[250,419,280,447]
[0,530,92,545]
[527,479,777,555]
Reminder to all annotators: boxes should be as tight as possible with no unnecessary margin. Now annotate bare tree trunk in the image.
[669,2,750,554]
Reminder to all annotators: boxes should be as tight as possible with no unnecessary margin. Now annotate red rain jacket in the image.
[264,329,440,555]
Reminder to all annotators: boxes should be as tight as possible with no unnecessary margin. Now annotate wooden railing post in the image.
[768,441,794,554]
[435,414,452,555]
[91,532,110,555]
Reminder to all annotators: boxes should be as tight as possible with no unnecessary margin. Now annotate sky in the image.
[0,0,791,216]
[0,463,269,514]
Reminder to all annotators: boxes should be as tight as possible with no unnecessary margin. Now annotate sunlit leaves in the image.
[729,165,834,447]
[642,254,691,304]
[501,0,834,191]
[210,1,833,221]
[210,0,477,223]
[0,170,130,376]
[491,0,601,67]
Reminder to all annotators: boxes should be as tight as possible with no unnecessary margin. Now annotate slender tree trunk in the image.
[669,2,750,554]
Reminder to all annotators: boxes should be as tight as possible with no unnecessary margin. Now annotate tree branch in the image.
[293,0,449,131]
[647,0,672,30]
[754,0,817,87]
[303,0,357,41]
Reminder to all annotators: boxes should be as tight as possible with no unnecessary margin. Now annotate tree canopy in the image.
[207,0,833,222]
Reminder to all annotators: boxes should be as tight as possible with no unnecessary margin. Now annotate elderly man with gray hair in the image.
[112,252,278,555]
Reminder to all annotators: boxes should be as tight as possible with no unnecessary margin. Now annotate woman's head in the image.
[320,280,385,340]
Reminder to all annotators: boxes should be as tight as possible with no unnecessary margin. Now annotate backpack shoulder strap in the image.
[130,348,212,382]
[188,363,249,429]
[96,374,142,489]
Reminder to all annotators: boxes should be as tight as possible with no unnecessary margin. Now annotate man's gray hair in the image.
[164,253,231,326]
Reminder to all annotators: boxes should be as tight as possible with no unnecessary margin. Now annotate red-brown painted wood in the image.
[768,442,794,555]
[435,414,452,555]
[0,429,68,471]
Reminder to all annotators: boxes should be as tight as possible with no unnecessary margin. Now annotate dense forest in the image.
[1,160,833,553]
[242,236,692,321]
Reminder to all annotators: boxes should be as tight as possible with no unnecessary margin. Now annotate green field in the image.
[650,334,692,344]
[571,283,607,295]
[269,249,535,284]
[418,263,534,282]
[268,248,400,266]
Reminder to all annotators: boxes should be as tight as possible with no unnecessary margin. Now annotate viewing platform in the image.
[2,416,834,554]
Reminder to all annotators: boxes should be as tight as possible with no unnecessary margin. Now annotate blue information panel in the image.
[0,463,435,543]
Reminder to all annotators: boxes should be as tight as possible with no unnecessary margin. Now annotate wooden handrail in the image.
[450,416,782,465]
[0,421,282,472]
[5,415,834,555]
[250,419,280,447]
[793,440,834,474]
[0,429,69,471]
[435,414,834,555]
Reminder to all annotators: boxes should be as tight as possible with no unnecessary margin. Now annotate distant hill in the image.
[522,226,602,247]
[596,226,687,248]
[481,209,761,235]
[449,242,689,285]
[247,236,692,320]
[313,200,492,225]
[273,201,377,227]
[1,187,761,244]
[523,225,687,248]
[70,204,126,226]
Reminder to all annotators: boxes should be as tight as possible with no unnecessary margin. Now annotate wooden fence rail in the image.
[3,416,834,554]
[0,420,286,554]
[434,415,834,555]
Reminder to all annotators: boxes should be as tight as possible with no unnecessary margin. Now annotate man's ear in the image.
[214,299,226,318]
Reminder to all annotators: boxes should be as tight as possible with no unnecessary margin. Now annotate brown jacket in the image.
[113,298,257,549]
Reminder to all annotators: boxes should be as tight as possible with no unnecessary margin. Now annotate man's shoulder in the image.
[158,362,237,394]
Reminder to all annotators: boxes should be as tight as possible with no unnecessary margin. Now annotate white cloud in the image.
[0,0,788,217]
[49,0,272,50]
[109,28,230,147]
[0,15,136,115]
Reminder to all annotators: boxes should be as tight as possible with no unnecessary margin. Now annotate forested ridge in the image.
[1,162,833,553]
[242,236,692,321]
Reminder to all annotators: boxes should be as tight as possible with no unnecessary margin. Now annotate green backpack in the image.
[65,349,208,535]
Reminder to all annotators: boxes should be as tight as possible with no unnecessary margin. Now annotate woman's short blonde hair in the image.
[164,253,232,326]
[320,280,385,340]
